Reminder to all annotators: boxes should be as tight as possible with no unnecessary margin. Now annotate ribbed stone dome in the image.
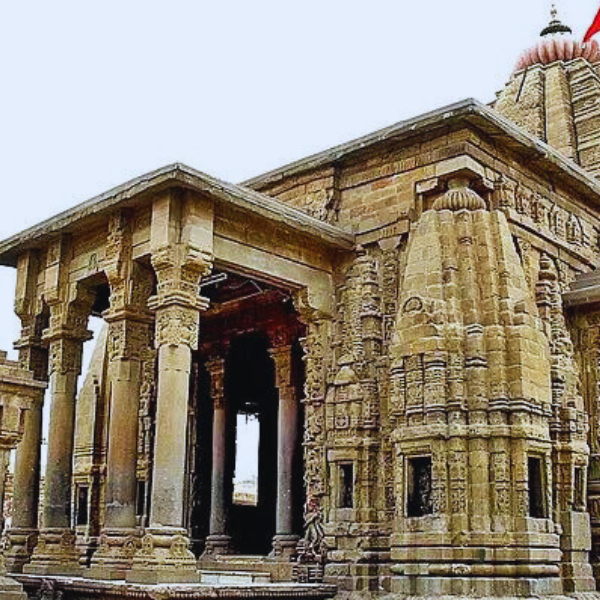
[514,37,600,72]
[432,177,486,212]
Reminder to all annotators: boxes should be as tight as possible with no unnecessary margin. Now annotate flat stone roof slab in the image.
[0,164,355,267]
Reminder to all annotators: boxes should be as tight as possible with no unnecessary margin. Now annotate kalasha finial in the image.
[541,2,572,36]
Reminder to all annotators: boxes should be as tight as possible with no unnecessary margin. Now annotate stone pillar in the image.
[88,313,152,579]
[128,287,210,582]
[6,321,48,573]
[128,192,213,583]
[203,357,233,557]
[269,344,300,560]
[0,453,25,600]
[0,352,47,600]
[25,332,88,576]
[0,451,27,600]
[5,392,44,573]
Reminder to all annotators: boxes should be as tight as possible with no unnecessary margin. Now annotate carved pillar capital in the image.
[14,335,48,383]
[206,357,226,409]
[44,289,94,347]
[43,297,92,376]
[150,244,213,307]
[148,244,211,350]
[46,337,86,377]
[269,344,294,393]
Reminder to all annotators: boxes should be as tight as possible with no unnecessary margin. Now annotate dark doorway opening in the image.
[227,333,278,555]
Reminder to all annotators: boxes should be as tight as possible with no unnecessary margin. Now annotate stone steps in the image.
[198,570,271,585]
[198,555,294,582]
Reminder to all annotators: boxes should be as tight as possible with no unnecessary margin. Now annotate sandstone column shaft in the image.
[0,452,8,534]
[105,358,142,529]
[45,345,81,529]
[202,357,233,557]
[209,400,229,534]
[11,395,43,530]
[276,384,299,534]
[208,358,228,536]
[150,344,193,528]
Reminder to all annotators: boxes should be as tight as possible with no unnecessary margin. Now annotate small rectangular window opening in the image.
[76,485,89,526]
[407,456,433,517]
[528,456,546,518]
[339,463,354,509]
[136,480,146,517]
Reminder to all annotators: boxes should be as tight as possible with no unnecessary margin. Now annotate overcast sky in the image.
[0,1,597,368]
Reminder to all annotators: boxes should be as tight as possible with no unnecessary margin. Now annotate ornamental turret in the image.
[388,175,595,596]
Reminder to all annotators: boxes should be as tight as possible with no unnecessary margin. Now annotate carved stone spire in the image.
[389,184,563,596]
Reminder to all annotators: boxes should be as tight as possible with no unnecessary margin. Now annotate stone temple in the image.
[6,8,600,600]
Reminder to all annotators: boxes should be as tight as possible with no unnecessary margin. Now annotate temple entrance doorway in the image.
[187,269,306,559]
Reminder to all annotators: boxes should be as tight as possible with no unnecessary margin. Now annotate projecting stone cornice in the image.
[243,98,600,209]
[0,163,355,267]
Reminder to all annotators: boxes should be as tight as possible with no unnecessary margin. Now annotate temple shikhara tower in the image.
[6,6,600,600]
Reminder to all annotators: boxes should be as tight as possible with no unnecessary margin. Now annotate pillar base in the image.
[127,528,197,584]
[23,528,83,577]
[270,534,300,561]
[202,535,234,559]
[87,529,139,580]
[4,528,38,574]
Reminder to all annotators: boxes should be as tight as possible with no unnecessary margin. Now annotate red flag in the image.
[584,6,600,42]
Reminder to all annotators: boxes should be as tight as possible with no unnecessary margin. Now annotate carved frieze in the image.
[48,337,84,376]
[106,319,152,362]
[493,175,599,264]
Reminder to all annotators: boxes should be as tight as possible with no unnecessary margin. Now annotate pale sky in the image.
[0,1,598,466]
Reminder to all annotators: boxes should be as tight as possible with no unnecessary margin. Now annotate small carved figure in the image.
[301,497,326,560]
